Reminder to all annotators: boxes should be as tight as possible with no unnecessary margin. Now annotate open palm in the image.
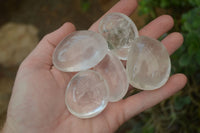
[3,0,187,133]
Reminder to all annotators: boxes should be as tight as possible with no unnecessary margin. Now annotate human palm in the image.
[2,0,187,133]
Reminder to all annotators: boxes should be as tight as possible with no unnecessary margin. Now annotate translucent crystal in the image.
[94,52,128,102]
[126,36,171,90]
[99,12,139,60]
[65,70,109,118]
[53,30,108,72]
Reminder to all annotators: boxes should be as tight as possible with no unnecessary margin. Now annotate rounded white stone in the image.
[53,30,108,72]
[99,12,139,60]
[94,52,128,102]
[65,70,109,118]
[126,36,171,90]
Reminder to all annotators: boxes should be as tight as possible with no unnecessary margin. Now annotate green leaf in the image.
[189,0,200,6]
[80,0,90,12]
[179,54,191,67]
[142,125,155,133]
[160,0,168,8]
[186,32,200,55]
[192,18,200,29]
[181,7,200,32]
[196,49,200,65]
[143,7,150,14]
[174,96,191,110]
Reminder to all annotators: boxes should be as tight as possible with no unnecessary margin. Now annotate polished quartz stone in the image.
[53,30,108,72]
[99,12,139,60]
[65,70,109,118]
[126,36,171,90]
[93,52,128,102]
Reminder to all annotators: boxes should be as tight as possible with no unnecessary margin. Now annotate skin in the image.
[2,0,187,133]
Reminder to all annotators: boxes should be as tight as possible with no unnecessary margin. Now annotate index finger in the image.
[89,0,138,31]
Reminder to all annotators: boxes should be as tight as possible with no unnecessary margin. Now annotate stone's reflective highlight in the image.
[126,36,171,90]
[94,52,128,102]
[99,12,139,60]
[65,70,109,118]
[53,30,108,72]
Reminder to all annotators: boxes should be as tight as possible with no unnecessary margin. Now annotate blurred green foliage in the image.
[117,1,200,133]
[139,0,200,80]
[139,0,200,18]
[80,0,91,12]
[175,7,200,77]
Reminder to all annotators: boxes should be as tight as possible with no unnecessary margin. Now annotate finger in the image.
[24,22,76,67]
[104,74,187,131]
[43,22,76,46]
[89,0,138,31]
[161,32,184,55]
[139,15,174,39]
[120,74,187,123]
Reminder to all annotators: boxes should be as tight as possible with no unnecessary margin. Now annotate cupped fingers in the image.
[121,74,187,122]
[104,74,187,131]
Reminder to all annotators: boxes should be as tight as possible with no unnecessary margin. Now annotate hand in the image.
[2,0,187,133]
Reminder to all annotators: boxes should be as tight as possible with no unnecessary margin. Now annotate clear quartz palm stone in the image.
[98,12,139,60]
[65,70,109,118]
[94,52,128,102]
[53,30,108,72]
[126,36,171,90]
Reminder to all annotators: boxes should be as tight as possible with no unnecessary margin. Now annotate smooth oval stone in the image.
[53,30,108,72]
[126,36,171,90]
[99,12,139,60]
[65,70,109,118]
[93,52,128,102]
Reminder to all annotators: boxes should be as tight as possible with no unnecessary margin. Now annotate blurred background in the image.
[0,0,199,132]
